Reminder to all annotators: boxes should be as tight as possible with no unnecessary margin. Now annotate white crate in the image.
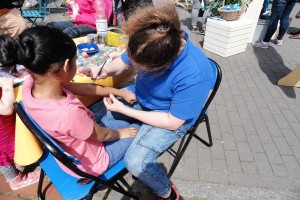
[203,18,253,57]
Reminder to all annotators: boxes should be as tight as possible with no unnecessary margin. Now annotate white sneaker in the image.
[252,40,269,49]
[275,39,283,46]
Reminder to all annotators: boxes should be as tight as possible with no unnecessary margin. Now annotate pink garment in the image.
[0,89,16,166]
[68,0,113,29]
[22,76,109,177]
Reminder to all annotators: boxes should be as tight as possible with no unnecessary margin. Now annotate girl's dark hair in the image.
[0,26,77,75]
[123,2,182,71]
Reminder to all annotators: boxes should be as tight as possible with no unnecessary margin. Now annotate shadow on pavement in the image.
[253,45,296,98]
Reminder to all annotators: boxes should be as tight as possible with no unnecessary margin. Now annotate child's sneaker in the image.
[252,40,269,49]
[7,170,40,190]
[191,26,200,34]
[157,184,181,200]
[275,39,283,46]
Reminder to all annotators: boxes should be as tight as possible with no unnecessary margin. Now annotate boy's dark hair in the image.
[123,2,182,71]
[0,26,77,75]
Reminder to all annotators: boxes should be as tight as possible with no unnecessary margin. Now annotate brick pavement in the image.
[1,0,300,199]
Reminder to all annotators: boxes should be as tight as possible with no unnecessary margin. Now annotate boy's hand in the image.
[79,66,108,80]
[103,94,125,113]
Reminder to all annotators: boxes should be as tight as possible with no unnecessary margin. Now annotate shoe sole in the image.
[11,178,40,190]
[252,43,269,49]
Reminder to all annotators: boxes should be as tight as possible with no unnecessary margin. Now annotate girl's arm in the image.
[65,83,136,104]
[0,77,15,115]
[104,94,185,130]
[89,122,137,142]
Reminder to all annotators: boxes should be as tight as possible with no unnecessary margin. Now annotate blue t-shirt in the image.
[121,32,214,125]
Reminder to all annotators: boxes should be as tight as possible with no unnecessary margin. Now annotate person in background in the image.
[0,75,40,190]
[253,0,297,48]
[0,0,27,39]
[80,3,214,199]
[191,0,211,35]
[260,0,270,16]
[47,0,112,38]
[0,26,138,178]
[289,10,300,39]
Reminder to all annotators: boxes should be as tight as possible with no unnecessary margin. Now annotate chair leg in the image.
[193,115,213,147]
[37,169,45,200]
[168,133,194,178]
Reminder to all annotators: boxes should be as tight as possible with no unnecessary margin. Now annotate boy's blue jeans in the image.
[47,21,96,38]
[263,0,297,42]
[90,98,191,197]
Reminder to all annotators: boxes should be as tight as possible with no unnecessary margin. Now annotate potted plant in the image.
[208,0,253,20]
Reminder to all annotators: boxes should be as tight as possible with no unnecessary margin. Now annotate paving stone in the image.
[253,152,273,176]
[236,142,254,162]
[241,162,258,175]
[225,150,243,173]
[271,164,288,177]
[272,136,293,156]
[263,144,284,165]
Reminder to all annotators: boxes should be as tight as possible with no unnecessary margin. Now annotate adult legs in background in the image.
[191,0,201,32]
[260,0,270,15]
[0,8,27,39]
[263,0,297,43]
[47,21,96,38]
[124,123,191,197]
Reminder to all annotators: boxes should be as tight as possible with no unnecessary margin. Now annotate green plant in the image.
[208,0,253,16]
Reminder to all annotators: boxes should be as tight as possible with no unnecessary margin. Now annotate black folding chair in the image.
[13,101,138,200]
[167,58,222,177]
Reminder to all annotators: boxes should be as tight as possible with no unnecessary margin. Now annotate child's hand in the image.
[123,90,136,104]
[117,127,138,139]
[103,94,125,112]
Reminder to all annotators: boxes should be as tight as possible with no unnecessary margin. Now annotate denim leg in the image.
[277,0,297,40]
[191,0,201,26]
[124,123,191,197]
[261,0,270,14]
[104,138,134,169]
[47,21,74,32]
[263,0,286,42]
[88,100,142,130]
[62,25,96,38]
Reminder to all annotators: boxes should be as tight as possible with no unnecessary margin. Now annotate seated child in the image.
[0,76,40,190]
[0,26,138,177]
[47,0,112,38]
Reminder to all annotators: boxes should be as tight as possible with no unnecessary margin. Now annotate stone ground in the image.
[1,0,300,199]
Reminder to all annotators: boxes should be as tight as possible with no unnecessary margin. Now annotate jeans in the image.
[125,123,191,197]
[261,0,270,14]
[91,92,192,196]
[263,0,297,42]
[47,21,96,38]
[88,101,138,169]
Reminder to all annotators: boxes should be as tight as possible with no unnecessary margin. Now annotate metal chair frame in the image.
[21,0,47,26]
[167,58,222,177]
[13,101,138,200]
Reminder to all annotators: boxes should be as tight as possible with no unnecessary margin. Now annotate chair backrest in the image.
[189,58,222,133]
[166,58,222,177]
[13,101,138,200]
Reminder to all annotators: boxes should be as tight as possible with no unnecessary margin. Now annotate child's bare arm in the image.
[66,82,136,104]
[90,122,137,142]
[0,77,15,115]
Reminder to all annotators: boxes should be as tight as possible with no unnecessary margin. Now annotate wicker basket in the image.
[218,0,245,21]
